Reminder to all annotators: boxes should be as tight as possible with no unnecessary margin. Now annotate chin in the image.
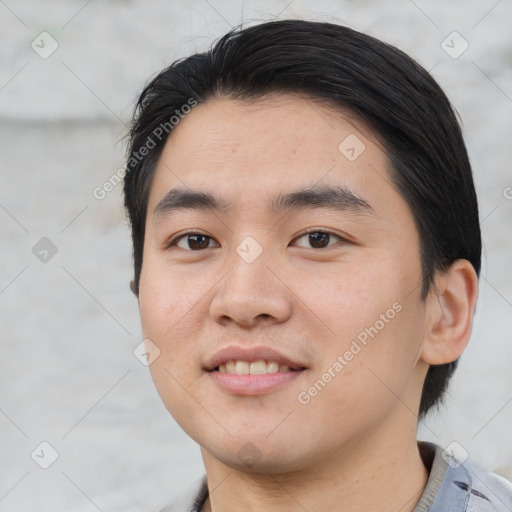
[204,444,309,474]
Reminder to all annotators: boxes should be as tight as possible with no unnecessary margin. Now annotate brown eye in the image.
[172,234,216,250]
[293,231,343,249]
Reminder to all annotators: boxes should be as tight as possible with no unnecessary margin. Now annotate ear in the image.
[130,279,139,297]
[420,259,479,365]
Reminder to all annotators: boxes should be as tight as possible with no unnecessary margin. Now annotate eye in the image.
[292,230,344,249]
[167,230,345,251]
[169,233,218,250]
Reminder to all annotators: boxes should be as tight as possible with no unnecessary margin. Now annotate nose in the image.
[209,245,293,328]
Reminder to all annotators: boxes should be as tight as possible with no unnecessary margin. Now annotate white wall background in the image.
[1,1,511,510]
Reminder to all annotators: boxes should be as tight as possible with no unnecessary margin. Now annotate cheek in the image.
[296,312,423,440]
[293,264,382,337]
[138,269,206,426]
[139,253,205,336]
[298,262,423,397]
[138,261,205,384]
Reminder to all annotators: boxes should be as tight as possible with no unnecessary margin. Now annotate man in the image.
[123,20,512,512]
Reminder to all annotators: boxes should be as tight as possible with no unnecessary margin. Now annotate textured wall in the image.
[1,1,511,510]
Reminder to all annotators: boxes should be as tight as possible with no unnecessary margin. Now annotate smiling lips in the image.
[206,346,307,395]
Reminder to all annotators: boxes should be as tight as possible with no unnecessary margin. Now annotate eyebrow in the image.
[152,184,375,222]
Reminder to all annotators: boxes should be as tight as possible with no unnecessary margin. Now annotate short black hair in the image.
[124,19,481,418]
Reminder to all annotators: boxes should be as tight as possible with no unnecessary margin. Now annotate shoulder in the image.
[465,461,512,511]
[158,475,208,512]
[421,442,512,512]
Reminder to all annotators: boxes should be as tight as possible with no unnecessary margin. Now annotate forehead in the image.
[147,94,404,223]
[162,94,379,172]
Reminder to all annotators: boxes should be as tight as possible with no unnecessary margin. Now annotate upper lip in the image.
[204,345,307,371]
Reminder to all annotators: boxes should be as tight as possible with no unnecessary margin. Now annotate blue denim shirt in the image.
[415,442,512,511]
[160,442,512,511]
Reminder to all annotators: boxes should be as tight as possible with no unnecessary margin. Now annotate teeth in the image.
[235,361,250,375]
[267,361,279,374]
[217,360,295,375]
[250,360,267,375]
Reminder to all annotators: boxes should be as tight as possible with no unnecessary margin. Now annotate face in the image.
[138,94,429,473]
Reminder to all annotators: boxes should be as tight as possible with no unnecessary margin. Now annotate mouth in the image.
[205,346,307,395]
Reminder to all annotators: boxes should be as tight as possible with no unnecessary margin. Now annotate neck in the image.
[200,419,428,512]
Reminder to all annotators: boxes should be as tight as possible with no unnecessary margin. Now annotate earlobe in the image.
[421,259,479,365]
[130,279,139,297]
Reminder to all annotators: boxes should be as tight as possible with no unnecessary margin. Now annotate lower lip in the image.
[208,370,304,395]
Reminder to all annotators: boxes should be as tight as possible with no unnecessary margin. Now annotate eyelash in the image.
[166,228,347,251]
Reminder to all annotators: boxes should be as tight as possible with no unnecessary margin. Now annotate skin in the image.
[136,94,478,512]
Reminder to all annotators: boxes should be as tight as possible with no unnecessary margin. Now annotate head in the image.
[124,20,480,470]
